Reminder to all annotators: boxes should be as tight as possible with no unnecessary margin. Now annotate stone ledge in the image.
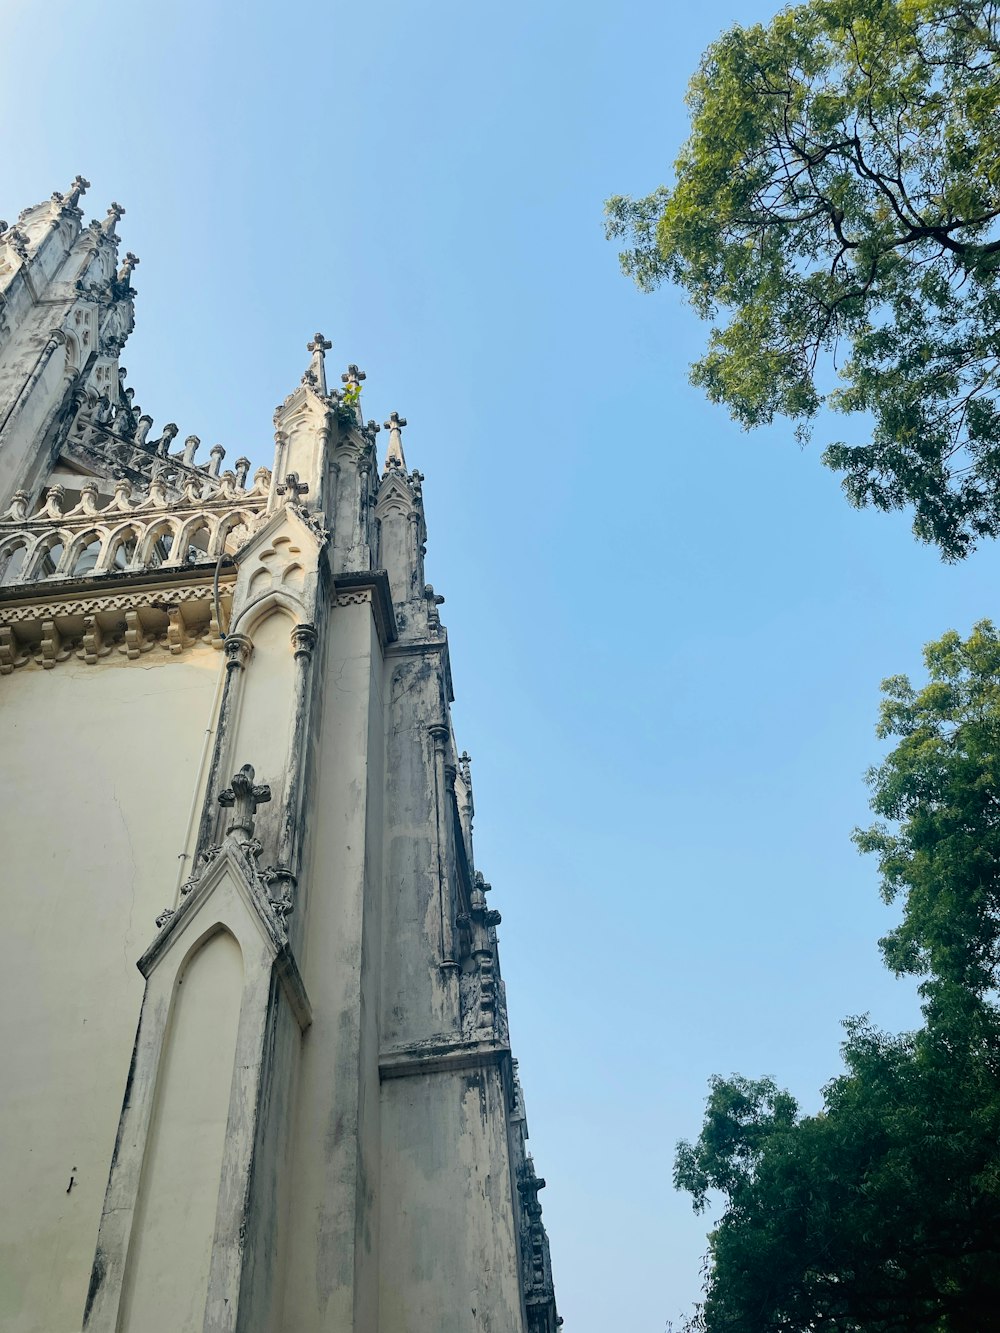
[379,1035,511,1081]
[385,634,455,702]
[332,568,397,648]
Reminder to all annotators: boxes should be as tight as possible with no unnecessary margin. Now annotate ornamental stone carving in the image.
[218,764,272,839]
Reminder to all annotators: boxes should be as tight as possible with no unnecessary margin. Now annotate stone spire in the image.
[383,411,408,473]
[304,332,331,395]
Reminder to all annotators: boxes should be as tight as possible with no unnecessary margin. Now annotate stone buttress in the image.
[0,186,560,1333]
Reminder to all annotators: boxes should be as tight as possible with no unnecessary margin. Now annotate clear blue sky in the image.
[5,2,1000,1328]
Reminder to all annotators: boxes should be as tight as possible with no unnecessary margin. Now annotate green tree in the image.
[606,0,1000,558]
[675,623,1000,1331]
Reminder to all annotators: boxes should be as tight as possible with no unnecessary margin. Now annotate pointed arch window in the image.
[71,534,103,577]
[108,528,139,571]
[0,541,28,585]
[146,524,175,568]
[33,538,64,579]
[184,522,211,564]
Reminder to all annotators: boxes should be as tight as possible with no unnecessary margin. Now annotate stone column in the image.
[195,633,253,855]
[430,723,460,1025]
[268,621,319,911]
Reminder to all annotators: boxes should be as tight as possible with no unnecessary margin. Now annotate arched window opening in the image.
[34,540,64,579]
[184,524,211,564]
[109,530,138,571]
[147,527,175,568]
[71,535,103,577]
[0,542,28,585]
[219,513,252,556]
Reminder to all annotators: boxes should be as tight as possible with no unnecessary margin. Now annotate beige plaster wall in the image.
[0,645,223,1333]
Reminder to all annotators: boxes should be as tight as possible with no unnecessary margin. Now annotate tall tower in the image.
[0,186,560,1333]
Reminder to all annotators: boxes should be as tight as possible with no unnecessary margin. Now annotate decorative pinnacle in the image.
[101,202,125,236]
[341,363,366,389]
[5,227,28,259]
[304,332,332,393]
[383,411,408,473]
[118,251,139,282]
[55,176,90,209]
[218,763,272,839]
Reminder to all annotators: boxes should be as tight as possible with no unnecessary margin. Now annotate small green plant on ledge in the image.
[336,383,362,428]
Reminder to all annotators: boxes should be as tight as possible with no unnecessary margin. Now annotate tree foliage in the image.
[858,621,1000,1000]
[606,0,1000,558]
[675,624,1000,1331]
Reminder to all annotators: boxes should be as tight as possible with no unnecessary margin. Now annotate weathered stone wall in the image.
[378,1064,526,1333]
[280,600,386,1332]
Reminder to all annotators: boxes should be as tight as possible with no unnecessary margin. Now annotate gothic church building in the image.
[0,179,560,1333]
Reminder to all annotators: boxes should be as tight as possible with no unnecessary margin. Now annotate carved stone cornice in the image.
[0,570,234,674]
[332,569,397,649]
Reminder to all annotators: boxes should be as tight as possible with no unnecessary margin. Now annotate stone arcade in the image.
[0,179,560,1333]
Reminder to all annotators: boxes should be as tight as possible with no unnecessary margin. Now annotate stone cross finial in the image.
[66,175,90,207]
[118,252,139,282]
[102,202,125,235]
[383,411,408,473]
[218,763,272,839]
[341,364,366,389]
[304,333,332,393]
[277,472,309,504]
